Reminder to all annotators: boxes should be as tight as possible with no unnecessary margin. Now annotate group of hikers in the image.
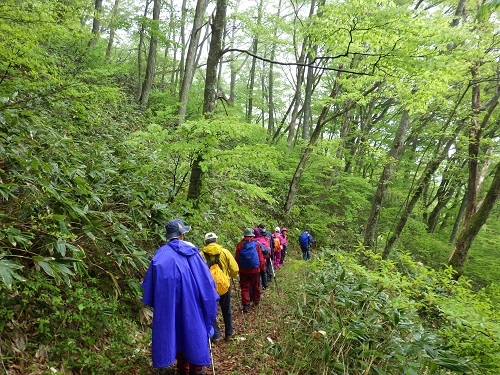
[142,218,315,374]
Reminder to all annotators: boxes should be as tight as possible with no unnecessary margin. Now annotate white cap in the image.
[275,226,280,232]
[204,232,218,241]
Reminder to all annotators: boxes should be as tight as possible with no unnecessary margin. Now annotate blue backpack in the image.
[238,240,260,269]
[299,232,310,246]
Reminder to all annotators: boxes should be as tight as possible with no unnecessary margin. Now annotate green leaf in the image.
[0,259,25,288]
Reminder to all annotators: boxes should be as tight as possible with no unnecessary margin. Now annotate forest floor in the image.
[149,251,304,375]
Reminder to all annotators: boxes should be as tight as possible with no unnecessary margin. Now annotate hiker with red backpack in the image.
[235,228,265,313]
[201,232,239,342]
[272,227,284,269]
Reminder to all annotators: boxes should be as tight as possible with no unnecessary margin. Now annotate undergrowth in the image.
[272,246,499,374]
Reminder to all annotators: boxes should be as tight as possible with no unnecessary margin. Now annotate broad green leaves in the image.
[0,258,25,289]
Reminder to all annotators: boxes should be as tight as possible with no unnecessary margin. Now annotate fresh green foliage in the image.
[0,0,498,373]
[0,274,150,373]
[278,248,499,374]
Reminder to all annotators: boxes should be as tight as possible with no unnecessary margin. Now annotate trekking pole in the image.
[270,261,279,294]
[208,336,216,375]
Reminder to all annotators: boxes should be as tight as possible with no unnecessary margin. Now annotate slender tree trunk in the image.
[284,79,363,215]
[202,0,226,117]
[228,1,243,103]
[136,0,150,100]
[301,49,316,141]
[426,159,464,233]
[88,0,103,47]
[363,109,410,249]
[246,0,263,122]
[287,59,305,147]
[176,0,188,88]
[105,0,120,58]
[178,0,209,124]
[448,161,500,278]
[382,123,465,259]
[450,191,467,244]
[267,1,281,133]
[139,0,161,107]
[323,109,352,190]
[464,74,482,222]
[187,0,227,203]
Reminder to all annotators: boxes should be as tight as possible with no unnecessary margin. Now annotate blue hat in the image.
[165,218,191,240]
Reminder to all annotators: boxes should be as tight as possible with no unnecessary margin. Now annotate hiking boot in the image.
[243,304,250,313]
[225,334,235,341]
[211,335,222,343]
[253,301,259,307]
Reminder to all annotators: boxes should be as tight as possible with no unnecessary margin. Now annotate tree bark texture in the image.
[88,0,103,47]
[105,0,120,58]
[139,0,161,107]
[187,0,227,203]
[178,0,209,124]
[447,161,500,278]
[382,123,464,259]
[136,0,150,100]
[246,0,262,122]
[363,109,410,249]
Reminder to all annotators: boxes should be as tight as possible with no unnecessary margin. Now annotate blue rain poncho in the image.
[142,239,219,368]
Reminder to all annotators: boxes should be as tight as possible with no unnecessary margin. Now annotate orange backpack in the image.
[273,236,281,251]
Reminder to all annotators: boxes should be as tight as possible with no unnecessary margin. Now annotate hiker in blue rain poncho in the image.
[142,218,219,375]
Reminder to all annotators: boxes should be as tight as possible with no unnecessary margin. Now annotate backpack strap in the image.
[203,251,221,268]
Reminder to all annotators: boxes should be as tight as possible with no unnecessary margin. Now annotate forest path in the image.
[155,249,303,375]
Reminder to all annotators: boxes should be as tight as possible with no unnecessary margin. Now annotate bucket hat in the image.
[165,218,191,240]
[243,228,255,237]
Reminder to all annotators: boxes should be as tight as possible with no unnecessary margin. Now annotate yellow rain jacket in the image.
[200,242,239,278]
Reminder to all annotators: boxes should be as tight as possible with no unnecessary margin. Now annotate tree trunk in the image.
[426,159,464,233]
[449,190,467,244]
[284,78,362,215]
[178,0,209,124]
[176,0,188,88]
[187,0,227,203]
[88,0,103,47]
[363,109,410,249]
[139,0,161,107]
[267,0,282,133]
[447,161,500,278]
[286,56,305,148]
[301,48,316,141]
[382,123,465,259]
[136,0,150,100]
[464,76,481,222]
[246,0,263,122]
[323,109,352,190]
[105,0,120,58]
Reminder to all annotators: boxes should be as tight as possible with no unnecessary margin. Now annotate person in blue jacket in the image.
[142,218,219,375]
[299,228,315,260]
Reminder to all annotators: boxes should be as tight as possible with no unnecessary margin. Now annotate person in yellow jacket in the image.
[201,232,239,341]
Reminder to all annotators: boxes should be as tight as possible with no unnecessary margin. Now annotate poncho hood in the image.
[168,239,199,256]
[201,242,223,256]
